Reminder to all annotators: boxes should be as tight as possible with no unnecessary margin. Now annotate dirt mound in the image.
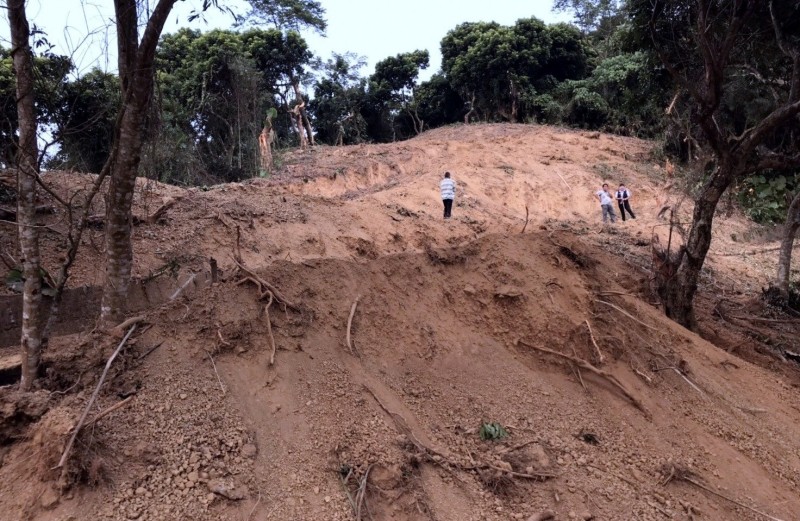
[1,124,799,520]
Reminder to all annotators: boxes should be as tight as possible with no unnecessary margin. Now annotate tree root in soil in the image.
[233,258,299,312]
[661,464,786,521]
[264,293,277,366]
[518,339,650,418]
[584,319,604,364]
[56,324,138,469]
[346,296,361,356]
[363,384,557,483]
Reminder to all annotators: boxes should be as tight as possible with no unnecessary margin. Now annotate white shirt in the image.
[596,189,613,205]
[440,178,456,200]
[616,188,631,201]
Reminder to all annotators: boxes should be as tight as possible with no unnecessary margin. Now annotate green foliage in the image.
[49,69,120,173]
[240,0,326,33]
[479,422,509,441]
[440,18,589,123]
[0,47,72,167]
[309,53,368,145]
[740,174,800,224]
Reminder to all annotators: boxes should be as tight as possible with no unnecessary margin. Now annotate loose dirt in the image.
[1,123,798,521]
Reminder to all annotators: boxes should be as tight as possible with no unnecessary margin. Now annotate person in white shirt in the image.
[595,183,616,223]
[615,184,636,221]
[440,172,456,219]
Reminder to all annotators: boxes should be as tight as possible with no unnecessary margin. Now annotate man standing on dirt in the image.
[616,183,636,221]
[440,172,456,219]
[596,183,616,223]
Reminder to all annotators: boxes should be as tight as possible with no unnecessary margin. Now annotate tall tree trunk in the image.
[100,0,178,325]
[9,0,44,391]
[662,165,735,329]
[773,190,800,298]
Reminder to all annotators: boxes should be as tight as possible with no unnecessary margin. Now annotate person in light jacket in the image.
[440,172,456,219]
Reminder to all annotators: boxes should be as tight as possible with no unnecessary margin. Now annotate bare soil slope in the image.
[1,124,798,521]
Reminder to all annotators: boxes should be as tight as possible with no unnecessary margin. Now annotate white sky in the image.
[2,0,570,80]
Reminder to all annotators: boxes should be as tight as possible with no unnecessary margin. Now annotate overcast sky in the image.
[1,0,570,80]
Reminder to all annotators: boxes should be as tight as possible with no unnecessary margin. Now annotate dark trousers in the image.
[443,198,453,218]
[618,200,635,220]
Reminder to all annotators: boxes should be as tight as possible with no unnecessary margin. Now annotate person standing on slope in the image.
[616,183,636,221]
[440,172,456,219]
[596,183,616,223]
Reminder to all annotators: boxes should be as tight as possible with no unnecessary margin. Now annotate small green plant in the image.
[479,422,509,441]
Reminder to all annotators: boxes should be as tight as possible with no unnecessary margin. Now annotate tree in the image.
[309,53,368,145]
[440,18,588,123]
[554,0,623,34]
[0,47,71,167]
[50,69,120,173]
[8,0,43,390]
[773,190,800,300]
[100,0,183,325]
[240,0,326,33]
[369,50,429,138]
[633,0,800,328]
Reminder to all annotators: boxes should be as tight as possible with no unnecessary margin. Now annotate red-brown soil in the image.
[0,124,798,521]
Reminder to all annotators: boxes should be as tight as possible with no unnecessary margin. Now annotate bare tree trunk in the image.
[101,0,178,325]
[9,0,43,390]
[773,190,800,298]
[464,93,476,124]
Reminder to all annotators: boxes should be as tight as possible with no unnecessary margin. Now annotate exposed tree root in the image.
[584,319,604,364]
[662,465,786,521]
[346,296,361,356]
[363,384,556,481]
[595,299,659,331]
[233,258,299,312]
[56,324,138,469]
[264,293,277,366]
[518,339,650,418]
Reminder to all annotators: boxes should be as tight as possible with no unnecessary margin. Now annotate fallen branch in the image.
[556,171,572,191]
[264,293,277,366]
[169,273,197,301]
[346,296,361,356]
[595,299,659,331]
[137,341,164,361]
[56,324,138,469]
[519,339,650,417]
[205,349,226,395]
[84,396,134,429]
[584,320,604,364]
[654,366,705,396]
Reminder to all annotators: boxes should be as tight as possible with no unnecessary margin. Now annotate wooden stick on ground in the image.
[519,339,650,417]
[595,299,659,331]
[56,324,138,469]
[584,319,604,364]
[264,293,277,366]
[346,296,361,356]
[84,396,134,429]
[205,349,226,395]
